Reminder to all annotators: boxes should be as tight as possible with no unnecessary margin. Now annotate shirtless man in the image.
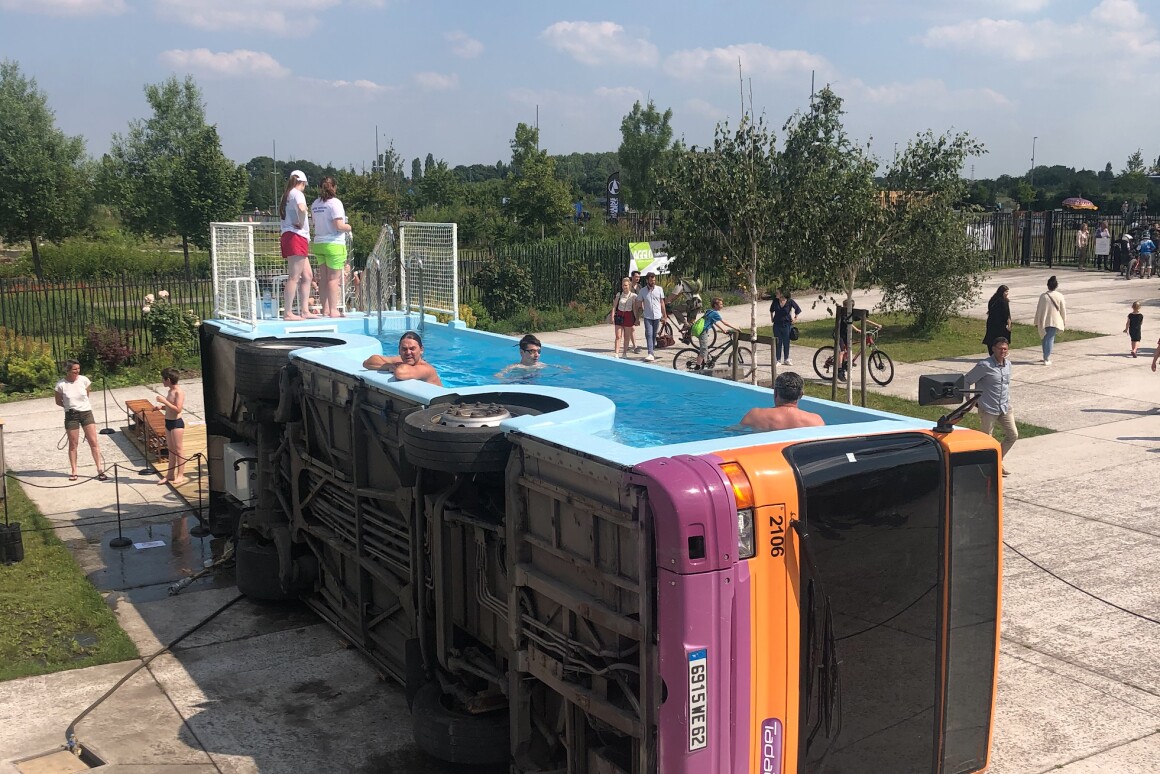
[497,334,544,379]
[362,331,443,386]
[740,372,824,431]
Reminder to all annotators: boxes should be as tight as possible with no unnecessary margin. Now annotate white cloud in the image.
[154,0,339,37]
[414,72,459,91]
[540,21,659,67]
[0,0,126,14]
[665,43,831,82]
[160,48,290,78]
[920,0,1159,62]
[684,98,725,120]
[446,31,484,59]
[301,77,387,92]
[593,86,644,102]
[849,77,1013,111]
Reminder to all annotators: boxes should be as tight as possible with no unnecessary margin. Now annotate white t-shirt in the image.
[56,375,92,411]
[638,284,666,320]
[281,188,309,239]
[311,197,347,244]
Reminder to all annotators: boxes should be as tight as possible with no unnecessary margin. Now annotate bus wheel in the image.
[234,534,294,601]
[235,338,340,401]
[402,403,518,473]
[411,682,509,765]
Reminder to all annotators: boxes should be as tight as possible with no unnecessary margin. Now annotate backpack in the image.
[690,316,707,337]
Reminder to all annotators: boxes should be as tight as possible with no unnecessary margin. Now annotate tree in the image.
[617,100,674,211]
[505,123,571,237]
[1123,149,1146,176]
[424,153,436,176]
[374,139,405,193]
[411,157,422,184]
[171,125,246,255]
[108,75,240,270]
[660,114,780,381]
[415,159,458,209]
[0,60,90,278]
[876,130,989,334]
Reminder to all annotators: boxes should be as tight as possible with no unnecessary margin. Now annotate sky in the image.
[2,0,1158,180]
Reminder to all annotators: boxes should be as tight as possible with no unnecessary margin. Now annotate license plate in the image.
[688,648,708,751]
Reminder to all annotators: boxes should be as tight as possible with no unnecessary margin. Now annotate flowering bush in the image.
[142,289,199,354]
[81,326,135,372]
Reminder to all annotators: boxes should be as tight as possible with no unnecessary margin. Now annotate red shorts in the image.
[614,310,636,326]
[280,232,309,258]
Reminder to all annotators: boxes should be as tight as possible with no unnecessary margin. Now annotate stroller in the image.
[1113,235,1133,277]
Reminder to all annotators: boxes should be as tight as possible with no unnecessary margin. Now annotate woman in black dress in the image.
[983,285,1011,350]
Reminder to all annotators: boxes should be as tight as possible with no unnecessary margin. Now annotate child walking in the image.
[1125,301,1143,358]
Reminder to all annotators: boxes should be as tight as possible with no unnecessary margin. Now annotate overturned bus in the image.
[199,222,1000,773]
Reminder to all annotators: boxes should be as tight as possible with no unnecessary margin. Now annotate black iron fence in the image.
[0,273,213,363]
[954,211,1146,269]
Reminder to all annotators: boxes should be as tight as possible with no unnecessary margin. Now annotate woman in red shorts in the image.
[610,276,638,358]
[279,170,318,320]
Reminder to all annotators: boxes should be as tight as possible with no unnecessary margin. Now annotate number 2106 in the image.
[769,511,784,557]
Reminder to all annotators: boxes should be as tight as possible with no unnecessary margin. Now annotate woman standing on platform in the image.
[310,176,353,318]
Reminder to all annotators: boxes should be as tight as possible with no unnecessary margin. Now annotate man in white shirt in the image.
[637,272,668,362]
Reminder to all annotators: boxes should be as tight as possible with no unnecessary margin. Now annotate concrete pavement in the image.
[4,265,1160,772]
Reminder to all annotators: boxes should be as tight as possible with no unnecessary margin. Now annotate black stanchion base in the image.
[190,523,211,538]
[98,428,116,435]
[109,536,132,548]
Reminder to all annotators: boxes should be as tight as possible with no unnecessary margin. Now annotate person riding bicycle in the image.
[693,297,738,369]
[836,306,881,381]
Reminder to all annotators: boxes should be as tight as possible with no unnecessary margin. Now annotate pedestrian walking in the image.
[982,285,1012,351]
[1126,301,1143,358]
[770,288,801,365]
[609,277,637,358]
[1033,275,1067,366]
[637,272,667,362]
[964,337,1017,477]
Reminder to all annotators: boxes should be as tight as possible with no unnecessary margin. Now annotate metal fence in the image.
[963,211,1145,269]
[0,273,214,363]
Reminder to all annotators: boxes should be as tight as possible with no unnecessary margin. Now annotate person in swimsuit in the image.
[363,331,444,386]
[154,367,187,486]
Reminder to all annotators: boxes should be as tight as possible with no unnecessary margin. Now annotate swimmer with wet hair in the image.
[740,371,824,431]
[363,331,443,386]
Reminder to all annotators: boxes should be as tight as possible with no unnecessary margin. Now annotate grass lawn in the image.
[757,312,1102,363]
[802,382,1053,439]
[0,480,137,681]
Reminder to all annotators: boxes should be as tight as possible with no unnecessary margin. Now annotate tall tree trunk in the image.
[28,232,43,280]
[182,234,191,276]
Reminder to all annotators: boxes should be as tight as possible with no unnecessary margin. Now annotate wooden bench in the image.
[126,399,168,462]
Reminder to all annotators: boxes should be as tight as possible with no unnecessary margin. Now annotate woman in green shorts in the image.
[310,176,353,318]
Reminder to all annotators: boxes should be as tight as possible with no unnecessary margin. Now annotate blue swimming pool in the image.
[377,327,802,448]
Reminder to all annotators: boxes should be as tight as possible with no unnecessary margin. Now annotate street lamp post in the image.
[1030,136,1038,188]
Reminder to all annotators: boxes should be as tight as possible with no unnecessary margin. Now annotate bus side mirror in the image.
[919,374,965,406]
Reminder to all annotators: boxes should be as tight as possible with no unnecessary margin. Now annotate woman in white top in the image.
[310,176,353,318]
[54,360,106,481]
[1033,275,1067,365]
[279,170,317,320]
[609,277,637,358]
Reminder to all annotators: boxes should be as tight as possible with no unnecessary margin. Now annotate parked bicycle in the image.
[672,331,754,380]
[812,328,895,386]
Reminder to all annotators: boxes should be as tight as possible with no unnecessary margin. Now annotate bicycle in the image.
[812,328,895,386]
[672,331,754,380]
[677,320,718,349]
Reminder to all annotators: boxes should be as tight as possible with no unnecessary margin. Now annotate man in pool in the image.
[740,372,824,431]
[497,334,544,377]
[362,331,443,386]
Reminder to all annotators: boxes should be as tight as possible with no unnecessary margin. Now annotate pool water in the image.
[379,327,773,448]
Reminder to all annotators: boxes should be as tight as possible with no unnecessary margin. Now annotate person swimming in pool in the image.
[363,331,443,386]
[496,334,544,379]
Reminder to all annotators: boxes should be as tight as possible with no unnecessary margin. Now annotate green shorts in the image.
[310,242,348,270]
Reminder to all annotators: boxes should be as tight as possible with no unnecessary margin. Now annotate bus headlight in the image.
[738,508,756,559]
